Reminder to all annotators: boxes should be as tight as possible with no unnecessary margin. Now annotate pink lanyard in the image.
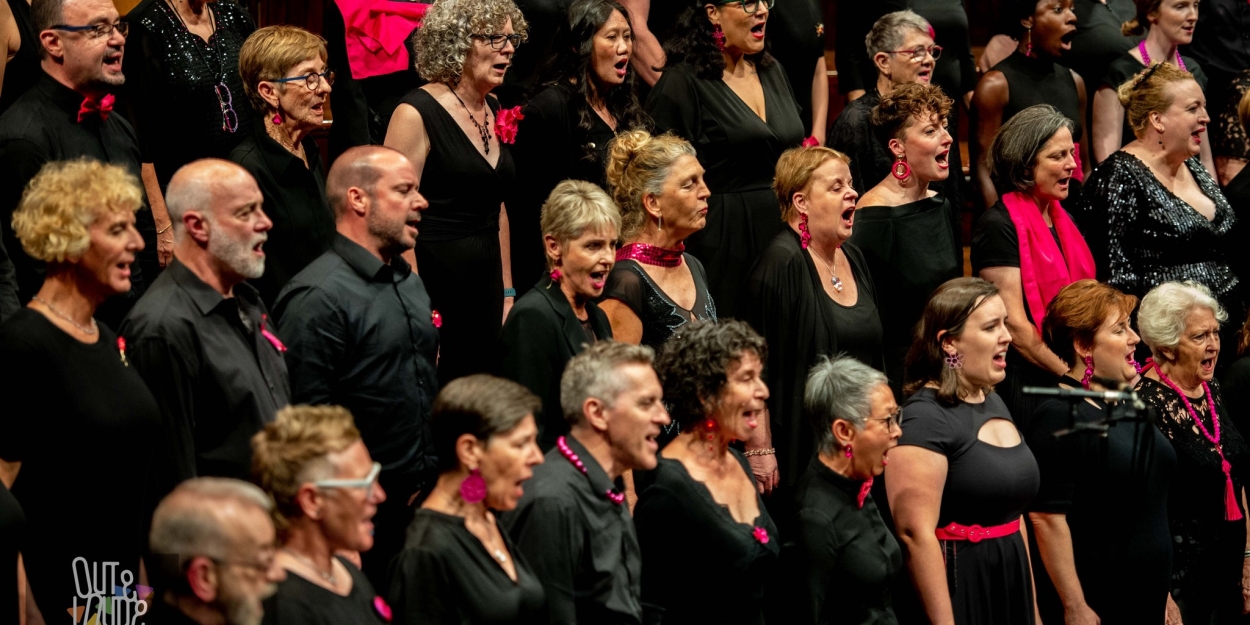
[1157,371,1243,521]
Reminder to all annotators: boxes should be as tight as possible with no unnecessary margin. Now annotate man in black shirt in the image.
[500,341,671,625]
[0,0,158,324]
[272,145,439,591]
[120,159,290,498]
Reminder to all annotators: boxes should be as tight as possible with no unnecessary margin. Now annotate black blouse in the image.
[389,509,548,625]
[993,51,1084,141]
[601,255,716,351]
[262,556,389,625]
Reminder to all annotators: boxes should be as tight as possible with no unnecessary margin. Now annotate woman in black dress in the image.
[767,0,827,143]
[386,0,526,384]
[1135,282,1250,623]
[254,406,392,625]
[500,180,618,449]
[886,277,1041,625]
[1028,280,1177,625]
[635,320,780,625]
[510,0,650,297]
[389,376,547,625]
[0,160,159,625]
[645,1,804,318]
[743,146,882,503]
[231,25,335,305]
[850,82,963,397]
[0,0,39,115]
[974,0,1090,211]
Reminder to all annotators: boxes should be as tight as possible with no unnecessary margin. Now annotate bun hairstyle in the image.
[1121,0,1164,36]
[1115,62,1195,138]
[604,130,697,241]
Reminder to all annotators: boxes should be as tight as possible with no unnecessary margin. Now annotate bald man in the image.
[120,159,290,500]
[273,145,436,589]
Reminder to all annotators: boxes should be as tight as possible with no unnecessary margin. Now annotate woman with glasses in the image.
[231,25,335,305]
[643,0,805,319]
[252,405,391,625]
[385,0,527,384]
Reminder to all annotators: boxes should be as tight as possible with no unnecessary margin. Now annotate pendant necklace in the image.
[447,85,493,155]
[282,548,337,586]
[33,296,98,335]
[807,247,844,293]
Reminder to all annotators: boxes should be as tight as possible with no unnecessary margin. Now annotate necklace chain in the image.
[33,296,98,335]
[282,548,336,585]
[806,247,844,293]
[447,85,493,155]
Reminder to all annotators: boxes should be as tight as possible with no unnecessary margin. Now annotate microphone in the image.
[1022,386,1137,402]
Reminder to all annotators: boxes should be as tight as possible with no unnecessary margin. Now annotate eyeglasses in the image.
[869,409,902,431]
[888,45,943,62]
[313,461,382,492]
[472,33,524,50]
[269,69,335,91]
[214,83,239,134]
[718,0,775,15]
[51,20,128,39]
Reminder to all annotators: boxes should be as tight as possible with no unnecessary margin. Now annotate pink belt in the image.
[935,519,1019,543]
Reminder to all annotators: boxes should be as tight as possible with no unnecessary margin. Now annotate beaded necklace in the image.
[1138,40,1187,71]
[556,436,625,504]
[1156,370,1243,521]
[447,85,493,155]
[616,242,684,268]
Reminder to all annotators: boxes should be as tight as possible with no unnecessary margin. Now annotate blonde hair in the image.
[1116,62,1197,139]
[238,25,328,113]
[251,405,362,540]
[773,146,852,223]
[414,0,529,85]
[12,159,143,263]
[604,130,697,241]
[540,180,622,269]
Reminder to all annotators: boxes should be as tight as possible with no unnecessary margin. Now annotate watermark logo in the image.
[67,558,150,625]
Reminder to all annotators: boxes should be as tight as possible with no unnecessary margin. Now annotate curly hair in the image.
[773,146,852,222]
[904,277,1001,403]
[250,405,362,540]
[1041,280,1138,368]
[415,0,529,85]
[238,25,328,114]
[870,81,952,156]
[655,320,767,431]
[604,129,697,240]
[12,159,143,263]
[661,5,773,80]
[1116,62,1196,138]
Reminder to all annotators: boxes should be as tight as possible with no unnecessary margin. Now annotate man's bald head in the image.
[326,145,409,219]
[166,159,257,232]
[149,478,274,585]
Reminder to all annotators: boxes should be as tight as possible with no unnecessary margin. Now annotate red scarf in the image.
[1001,191,1096,333]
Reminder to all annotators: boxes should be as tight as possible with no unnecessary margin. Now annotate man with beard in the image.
[120,158,290,502]
[272,145,438,590]
[148,477,286,625]
[0,0,162,325]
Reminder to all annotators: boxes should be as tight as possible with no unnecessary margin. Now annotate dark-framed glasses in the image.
[728,0,775,14]
[214,83,239,133]
[314,461,382,492]
[51,19,129,39]
[888,45,943,62]
[270,69,336,91]
[869,409,902,431]
[472,33,524,50]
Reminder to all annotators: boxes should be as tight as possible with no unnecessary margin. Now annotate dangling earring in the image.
[704,418,716,441]
[1024,28,1034,57]
[1081,354,1094,389]
[460,468,486,503]
[712,24,726,52]
[799,212,811,249]
[844,444,853,459]
[550,267,562,282]
[892,159,912,181]
[944,351,964,369]
[657,215,664,233]
[272,112,283,125]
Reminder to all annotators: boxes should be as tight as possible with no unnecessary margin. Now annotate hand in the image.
[1064,602,1099,625]
[1165,593,1183,625]
[158,236,174,267]
[747,453,778,496]
[503,296,514,324]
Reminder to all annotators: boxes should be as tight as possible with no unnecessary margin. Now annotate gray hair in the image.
[31,0,65,33]
[540,180,622,269]
[1138,281,1228,361]
[414,0,529,85]
[865,10,931,59]
[149,478,273,593]
[560,340,656,425]
[989,104,1078,195]
[164,159,254,238]
[805,356,889,456]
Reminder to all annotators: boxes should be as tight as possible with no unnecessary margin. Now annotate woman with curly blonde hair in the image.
[0,159,160,624]
[385,0,528,385]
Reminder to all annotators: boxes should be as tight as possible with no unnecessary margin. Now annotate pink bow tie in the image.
[77,94,115,123]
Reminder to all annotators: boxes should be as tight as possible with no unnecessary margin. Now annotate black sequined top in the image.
[122,0,256,190]
[1078,150,1240,314]
[601,256,717,353]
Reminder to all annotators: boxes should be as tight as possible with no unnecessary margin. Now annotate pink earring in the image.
[944,352,964,369]
[712,24,725,51]
[1024,29,1034,58]
[272,112,283,125]
[704,418,716,440]
[1081,355,1094,389]
[799,212,811,249]
[844,444,853,458]
[460,468,486,504]
[550,268,562,282]
[892,159,911,181]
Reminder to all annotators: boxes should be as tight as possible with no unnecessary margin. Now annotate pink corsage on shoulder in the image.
[373,596,393,622]
[752,526,770,544]
[495,106,524,144]
[801,136,820,147]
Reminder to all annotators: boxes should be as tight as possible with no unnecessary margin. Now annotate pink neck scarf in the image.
[1001,191,1096,333]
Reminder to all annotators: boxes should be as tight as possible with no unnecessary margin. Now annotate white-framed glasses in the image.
[313,461,382,490]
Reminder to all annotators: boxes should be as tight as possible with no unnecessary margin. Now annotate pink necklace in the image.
[1156,371,1243,521]
[1138,40,1187,71]
[556,436,625,505]
[616,242,684,268]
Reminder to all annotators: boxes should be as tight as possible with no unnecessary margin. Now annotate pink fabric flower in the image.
[431,309,443,328]
[495,106,524,144]
[801,136,819,148]
[752,526,769,544]
[374,596,393,622]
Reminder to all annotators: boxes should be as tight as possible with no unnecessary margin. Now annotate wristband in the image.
[503,288,516,298]
[743,448,775,457]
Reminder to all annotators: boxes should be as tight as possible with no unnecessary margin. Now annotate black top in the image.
[1066,0,1138,89]
[229,125,334,306]
[0,482,21,625]
[499,275,613,450]
[262,556,390,625]
[634,450,780,625]
[119,259,290,491]
[0,309,159,623]
[789,457,902,625]
[768,0,825,135]
[645,1,684,47]
[832,0,906,95]
[389,509,548,625]
[499,0,570,106]
[1026,382,1176,623]
[971,201,1026,272]
[500,436,642,625]
[123,0,256,190]
[910,0,979,98]
[828,89,890,196]
[992,51,1084,141]
[0,0,40,115]
[1225,164,1250,291]
[273,234,441,494]
[1183,0,1250,80]
[848,196,963,395]
[601,255,716,351]
[1101,52,1207,150]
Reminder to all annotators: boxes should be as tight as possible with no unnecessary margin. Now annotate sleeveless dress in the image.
[401,88,516,384]
[993,51,1085,201]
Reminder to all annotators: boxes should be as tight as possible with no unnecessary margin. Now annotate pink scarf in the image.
[1001,191,1096,333]
[335,0,430,80]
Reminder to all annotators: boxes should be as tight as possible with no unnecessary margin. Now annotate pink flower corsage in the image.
[431,309,443,329]
[373,596,393,623]
[117,336,129,367]
[752,526,770,544]
[495,106,524,144]
[801,136,820,148]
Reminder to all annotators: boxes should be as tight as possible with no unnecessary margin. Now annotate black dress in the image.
[263,556,390,625]
[848,195,963,396]
[123,0,256,190]
[767,0,825,136]
[897,388,1041,625]
[992,53,1084,159]
[0,309,159,624]
[0,0,39,115]
[1101,52,1207,151]
[1066,0,1139,90]
[401,88,515,384]
[1025,380,1176,625]
[1225,164,1250,294]
[909,0,977,209]
[0,482,22,625]
[646,61,805,317]
[634,450,780,625]
[389,509,548,625]
[601,255,716,352]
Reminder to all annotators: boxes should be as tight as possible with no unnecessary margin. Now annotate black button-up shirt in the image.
[273,233,440,492]
[500,435,642,625]
[119,259,290,494]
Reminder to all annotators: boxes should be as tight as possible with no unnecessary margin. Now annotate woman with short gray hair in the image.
[972,104,1097,430]
[789,356,901,624]
[1136,281,1250,623]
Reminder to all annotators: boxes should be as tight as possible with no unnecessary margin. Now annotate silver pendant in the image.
[831,275,844,292]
